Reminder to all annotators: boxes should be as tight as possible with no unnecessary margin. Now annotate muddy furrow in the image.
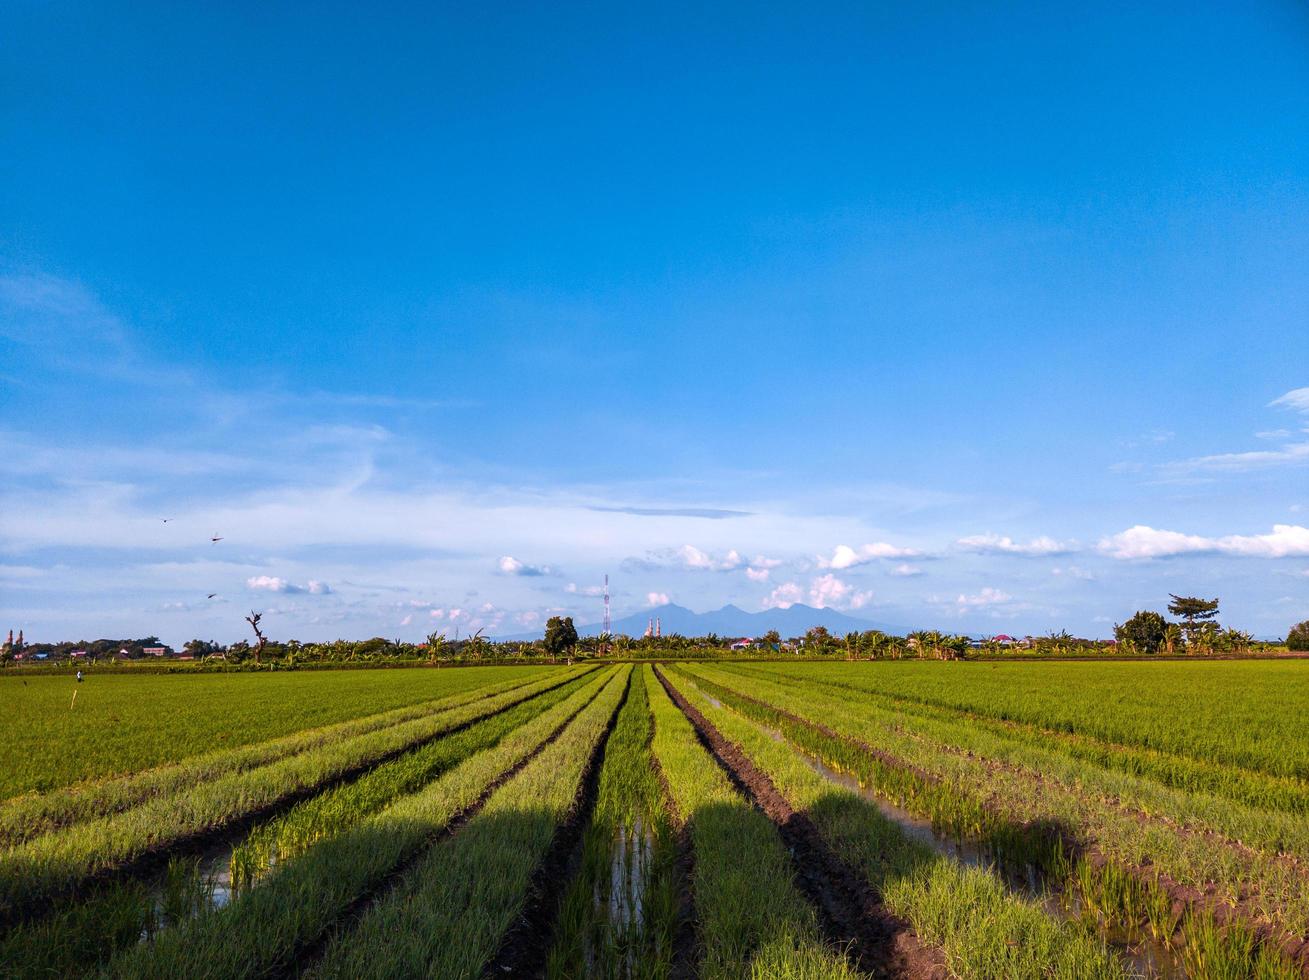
[283,675,613,978]
[481,671,632,977]
[653,667,945,980]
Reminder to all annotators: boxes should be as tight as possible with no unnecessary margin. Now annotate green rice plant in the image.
[645,666,859,980]
[105,667,622,979]
[663,666,1127,980]
[0,665,553,798]
[697,662,1309,940]
[684,664,1309,979]
[1180,911,1302,980]
[1143,876,1182,942]
[0,666,593,918]
[546,667,680,979]
[0,667,557,847]
[308,667,633,979]
[228,668,595,890]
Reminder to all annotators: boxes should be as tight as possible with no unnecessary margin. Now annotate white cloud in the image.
[750,554,784,569]
[429,608,445,620]
[646,591,670,606]
[762,581,803,609]
[956,533,1074,556]
[1160,442,1309,476]
[808,573,873,610]
[745,567,771,582]
[246,575,331,595]
[247,575,295,593]
[955,587,1013,608]
[498,556,551,576]
[1099,524,1309,560]
[400,614,413,626]
[820,542,919,569]
[1270,388,1309,414]
[565,582,605,596]
[889,563,923,577]
[1051,565,1095,581]
[675,545,743,571]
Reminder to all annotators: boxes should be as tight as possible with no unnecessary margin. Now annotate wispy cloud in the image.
[587,505,753,519]
[1099,524,1309,559]
[956,533,1075,556]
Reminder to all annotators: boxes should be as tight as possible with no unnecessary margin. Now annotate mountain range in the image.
[497,602,907,641]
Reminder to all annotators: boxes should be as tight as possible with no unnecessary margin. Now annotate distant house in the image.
[143,646,168,657]
[70,649,88,658]
[729,637,755,651]
[991,634,1018,646]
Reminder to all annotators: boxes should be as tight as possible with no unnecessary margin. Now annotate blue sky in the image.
[2,1,1307,644]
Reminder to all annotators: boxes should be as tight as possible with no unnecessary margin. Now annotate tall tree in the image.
[245,612,268,664]
[543,616,579,663]
[1167,595,1220,648]
[1115,610,1168,654]
[1287,620,1309,652]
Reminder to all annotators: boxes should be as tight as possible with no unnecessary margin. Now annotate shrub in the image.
[1287,620,1309,652]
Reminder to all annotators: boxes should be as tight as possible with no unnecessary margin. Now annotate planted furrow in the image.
[0,671,605,978]
[305,666,631,979]
[653,666,940,979]
[667,665,1132,980]
[104,667,621,979]
[0,666,595,923]
[645,666,861,979]
[0,668,557,847]
[544,667,682,979]
[483,669,632,977]
[685,664,1307,978]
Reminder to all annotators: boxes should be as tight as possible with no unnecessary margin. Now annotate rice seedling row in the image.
[0,666,549,798]
[545,664,682,979]
[662,664,1134,980]
[735,661,1309,781]
[304,666,631,979]
[103,666,622,979]
[0,666,595,922]
[682,663,1307,977]
[0,666,564,848]
[644,664,864,979]
[0,670,602,978]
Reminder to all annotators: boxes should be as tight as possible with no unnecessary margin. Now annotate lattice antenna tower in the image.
[603,574,611,636]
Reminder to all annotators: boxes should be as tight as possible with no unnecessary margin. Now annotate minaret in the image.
[655,617,661,639]
[15,630,23,649]
[644,618,653,639]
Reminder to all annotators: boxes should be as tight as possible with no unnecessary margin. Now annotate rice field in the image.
[1,659,1306,978]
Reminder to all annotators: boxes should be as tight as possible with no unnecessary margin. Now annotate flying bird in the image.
[211,535,224,544]
[161,518,171,523]
[207,593,218,599]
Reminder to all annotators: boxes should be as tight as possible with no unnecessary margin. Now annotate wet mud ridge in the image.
[481,673,632,978]
[654,667,947,980]
[283,678,612,979]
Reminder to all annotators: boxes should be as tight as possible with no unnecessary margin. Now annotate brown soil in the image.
[653,667,948,980]
[482,671,631,977]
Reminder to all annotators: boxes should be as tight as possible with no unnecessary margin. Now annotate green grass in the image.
[0,665,551,796]
[665,665,1127,980]
[0,667,557,847]
[0,667,591,917]
[737,660,1309,780]
[645,665,859,980]
[687,663,1306,978]
[546,666,680,979]
[105,667,622,979]
[308,666,632,979]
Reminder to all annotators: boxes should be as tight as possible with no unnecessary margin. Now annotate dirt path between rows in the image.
[481,670,631,977]
[653,667,947,980]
